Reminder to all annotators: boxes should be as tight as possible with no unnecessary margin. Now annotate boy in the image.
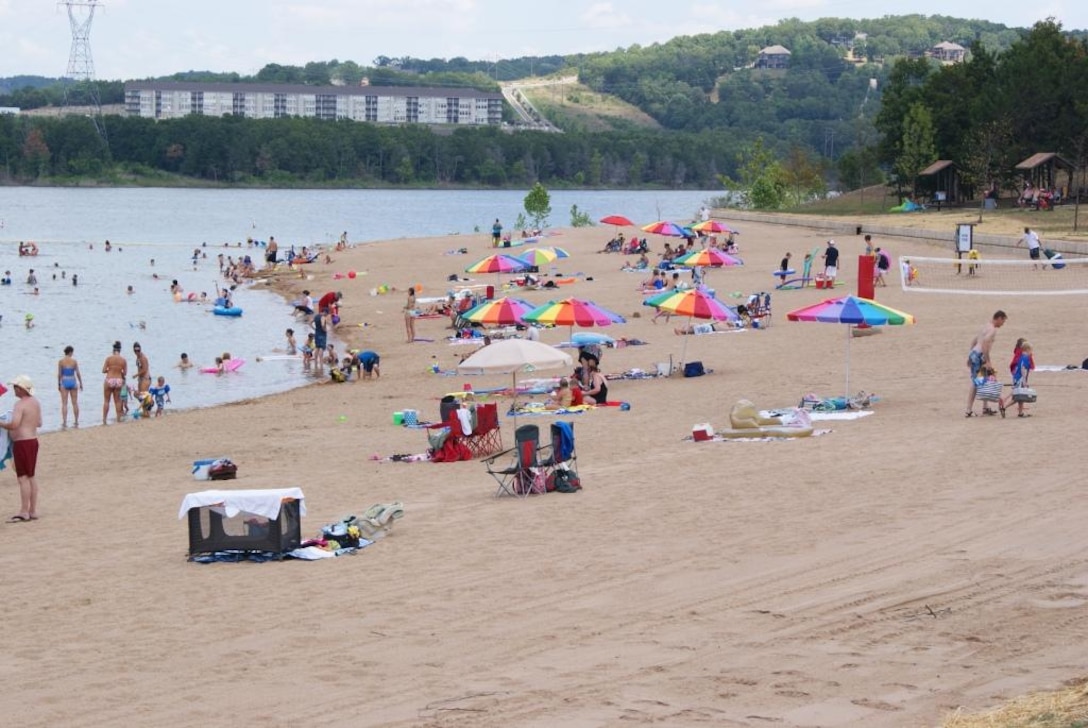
[149,376,171,417]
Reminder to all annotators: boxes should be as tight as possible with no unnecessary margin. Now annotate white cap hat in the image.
[9,374,34,395]
[828,240,836,246]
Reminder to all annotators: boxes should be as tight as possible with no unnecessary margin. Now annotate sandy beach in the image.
[3,212,1087,727]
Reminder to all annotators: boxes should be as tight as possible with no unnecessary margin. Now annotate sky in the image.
[0,0,1084,80]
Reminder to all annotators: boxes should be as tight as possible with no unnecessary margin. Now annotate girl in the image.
[1010,342,1035,417]
[974,365,1004,417]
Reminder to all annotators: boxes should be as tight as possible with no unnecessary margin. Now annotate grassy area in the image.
[785,185,1088,240]
[941,679,1088,727]
[521,82,660,133]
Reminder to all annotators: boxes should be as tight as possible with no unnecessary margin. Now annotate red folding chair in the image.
[465,402,502,459]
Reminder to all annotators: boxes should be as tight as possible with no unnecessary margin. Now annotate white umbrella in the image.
[457,339,573,425]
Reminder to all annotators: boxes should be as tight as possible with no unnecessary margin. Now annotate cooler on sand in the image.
[179,487,305,558]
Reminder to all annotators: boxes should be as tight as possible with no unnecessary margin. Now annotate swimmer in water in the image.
[127,285,134,294]
[177,353,193,370]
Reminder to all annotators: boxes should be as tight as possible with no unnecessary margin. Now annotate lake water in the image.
[0,187,718,431]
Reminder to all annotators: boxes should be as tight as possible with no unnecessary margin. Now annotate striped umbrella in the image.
[786,295,916,398]
[517,247,560,266]
[644,288,741,366]
[522,297,625,340]
[461,296,536,325]
[641,220,689,238]
[692,220,737,235]
[673,248,744,268]
[465,254,531,275]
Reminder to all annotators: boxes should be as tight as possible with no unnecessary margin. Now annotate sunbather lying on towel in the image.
[675,322,726,335]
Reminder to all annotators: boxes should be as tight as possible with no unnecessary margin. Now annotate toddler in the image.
[1010,341,1035,417]
[149,376,171,416]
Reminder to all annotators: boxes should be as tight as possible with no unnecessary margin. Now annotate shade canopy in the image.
[692,220,737,234]
[461,296,536,325]
[785,295,916,398]
[457,339,572,376]
[641,220,689,237]
[465,254,531,274]
[522,298,626,328]
[785,296,915,325]
[673,248,744,268]
[644,288,740,322]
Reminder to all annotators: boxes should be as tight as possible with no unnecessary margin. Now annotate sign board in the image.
[956,224,974,253]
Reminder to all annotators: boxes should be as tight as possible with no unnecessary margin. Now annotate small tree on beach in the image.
[524,182,551,229]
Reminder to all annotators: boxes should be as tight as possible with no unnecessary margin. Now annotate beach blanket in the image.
[1036,364,1086,372]
[765,409,873,421]
[508,403,593,416]
[693,429,832,443]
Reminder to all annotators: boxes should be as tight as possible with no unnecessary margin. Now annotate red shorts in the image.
[12,438,39,478]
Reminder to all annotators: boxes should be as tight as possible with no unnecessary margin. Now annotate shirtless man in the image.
[1,375,43,522]
[132,342,151,396]
[102,341,128,424]
[965,310,1007,417]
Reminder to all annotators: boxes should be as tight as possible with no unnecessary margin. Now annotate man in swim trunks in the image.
[965,310,1007,417]
[102,341,128,425]
[1,375,43,523]
[355,350,380,380]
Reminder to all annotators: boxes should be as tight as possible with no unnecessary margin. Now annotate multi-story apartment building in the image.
[124,82,504,126]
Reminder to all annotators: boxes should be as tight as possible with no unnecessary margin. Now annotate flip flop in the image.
[7,515,31,523]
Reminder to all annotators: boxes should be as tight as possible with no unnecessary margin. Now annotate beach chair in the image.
[485,424,542,497]
[748,292,772,328]
[465,402,502,459]
[538,421,576,471]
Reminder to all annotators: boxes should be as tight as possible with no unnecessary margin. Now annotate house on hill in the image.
[755,45,791,70]
[929,41,967,64]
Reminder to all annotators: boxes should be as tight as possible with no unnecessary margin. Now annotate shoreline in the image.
[4,217,1086,727]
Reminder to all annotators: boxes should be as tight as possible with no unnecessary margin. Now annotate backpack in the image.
[683,361,705,378]
[552,468,582,493]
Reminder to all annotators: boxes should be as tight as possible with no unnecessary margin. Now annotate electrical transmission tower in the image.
[59,0,108,145]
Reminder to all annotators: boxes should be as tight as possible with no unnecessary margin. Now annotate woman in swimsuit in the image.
[102,341,128,425]
[404,286,417,343]
[580,360,609,405]
[57,345,83,428]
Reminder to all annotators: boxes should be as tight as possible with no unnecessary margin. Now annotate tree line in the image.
[0,113,748,188]
[875,19,1088,200]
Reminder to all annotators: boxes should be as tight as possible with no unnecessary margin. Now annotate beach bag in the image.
[208,459,238,481]
[552,467,582,493]
[1011,387,1037,403]
[975,379,1002,402]
[683,361,705,378]
[515,467,547,495]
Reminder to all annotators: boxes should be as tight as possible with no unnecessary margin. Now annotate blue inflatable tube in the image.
[213,306,244,317]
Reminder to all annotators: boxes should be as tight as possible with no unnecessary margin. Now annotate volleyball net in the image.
[898,255,1088,295]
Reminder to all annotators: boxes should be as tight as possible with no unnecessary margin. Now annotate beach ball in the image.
[348,270,357,279]
[331,315,340,325]
[416,283,423,292]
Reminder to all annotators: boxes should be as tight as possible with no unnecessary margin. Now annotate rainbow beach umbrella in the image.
[641,220,689,238]
[517,247,560,267]
[786,295,915,398]
[522,297,625,340]
[461,296,536,326]
[644,288,741,366]
[692,220,737,235]
[465,254,531,275]
[673,248,743,268]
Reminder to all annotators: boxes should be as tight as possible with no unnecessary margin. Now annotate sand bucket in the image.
[392,411,404,425]
[655,362,671,377]
[403,409,419,426]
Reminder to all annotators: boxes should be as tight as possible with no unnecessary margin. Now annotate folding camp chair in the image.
[485,424,542,497]
[465,402,502,459]
[538,421,581,492]
[538,421,576,472]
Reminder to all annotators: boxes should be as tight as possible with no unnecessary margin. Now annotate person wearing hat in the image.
[1,375,42,523]
[822,240,840,287]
